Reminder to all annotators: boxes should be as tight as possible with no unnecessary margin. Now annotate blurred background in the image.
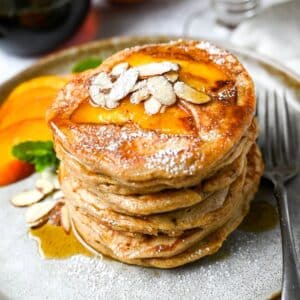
[0,0,299,82]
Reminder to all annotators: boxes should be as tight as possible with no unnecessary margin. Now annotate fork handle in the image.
[274,180,300,300]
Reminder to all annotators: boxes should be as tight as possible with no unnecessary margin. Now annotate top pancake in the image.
[47,40,255,184]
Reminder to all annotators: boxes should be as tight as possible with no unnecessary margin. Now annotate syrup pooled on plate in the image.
[29,224,91,259]
[239,200,278,233]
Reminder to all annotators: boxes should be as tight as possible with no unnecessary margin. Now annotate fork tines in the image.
[256,88,299,170]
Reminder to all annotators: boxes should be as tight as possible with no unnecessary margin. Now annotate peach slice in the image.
[71,98,195,135]
[0,76,69,130]
[0,119,52,186]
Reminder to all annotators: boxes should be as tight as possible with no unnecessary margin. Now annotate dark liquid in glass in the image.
[0,0,90,56]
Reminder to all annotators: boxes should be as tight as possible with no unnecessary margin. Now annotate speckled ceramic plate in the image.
[0,36,299,300]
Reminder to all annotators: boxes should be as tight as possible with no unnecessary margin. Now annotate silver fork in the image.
[257,89,300,300]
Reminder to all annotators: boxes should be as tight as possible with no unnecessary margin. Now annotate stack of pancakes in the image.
[47,40,264,268]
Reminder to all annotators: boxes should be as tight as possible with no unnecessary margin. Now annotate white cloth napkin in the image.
[231,0,300,76]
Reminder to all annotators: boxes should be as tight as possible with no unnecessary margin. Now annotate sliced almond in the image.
[160,105,167,113]
[25,201,56,225]
[48,201,64,226]
[40,168,54,179]
[89,86,106,107]
[89,72,112,107]
[27,217,48,228]
[131,79,147,92]
[41,169,57,181]
[36,178,54,195]
[130,87,150,104]
[144,97,162,115]
[92,72,112,89]
[109,68,139,102]
[105,99,119,109]
[111,62,129,77]
[174,81,211,104]
[53,177,60,190]
[147,76,176,106]
[40,170,60,190]
[53,190,64,201]
[11,189,44,207]
[165,71,179,83]
[135,62,179,77]
[60,205,71,234]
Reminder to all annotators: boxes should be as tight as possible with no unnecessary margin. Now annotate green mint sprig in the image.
[72,57,102,73]
[12,141,59,172]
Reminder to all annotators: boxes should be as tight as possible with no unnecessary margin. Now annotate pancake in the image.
[71,144,263,267]
[66,145,263,260]
[63,166,245,236]
[47,39,263,268]
[65,184,229,236]
[57,120,257,196]
[59,142,248,216]
[47,40,256,191]
[72,194,248,268]
[69,171,245,259]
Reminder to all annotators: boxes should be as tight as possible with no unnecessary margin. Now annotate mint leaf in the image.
[72,57,102,73]
[12,141,59,172]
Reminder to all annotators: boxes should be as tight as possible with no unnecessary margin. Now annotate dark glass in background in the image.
[0,0,90,56]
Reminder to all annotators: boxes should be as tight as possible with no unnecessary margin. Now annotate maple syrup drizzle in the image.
[239,200,278,233]
[29,224,92,259]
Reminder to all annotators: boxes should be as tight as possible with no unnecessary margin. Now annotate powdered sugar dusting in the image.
[218,86,237,101]
[145,148,196,176]
[216,57,226,65]
[73,124,202,176]
[95,127,157,152]
[196,41,226,56]
[201,130,221,142]
[196,41,237,69]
